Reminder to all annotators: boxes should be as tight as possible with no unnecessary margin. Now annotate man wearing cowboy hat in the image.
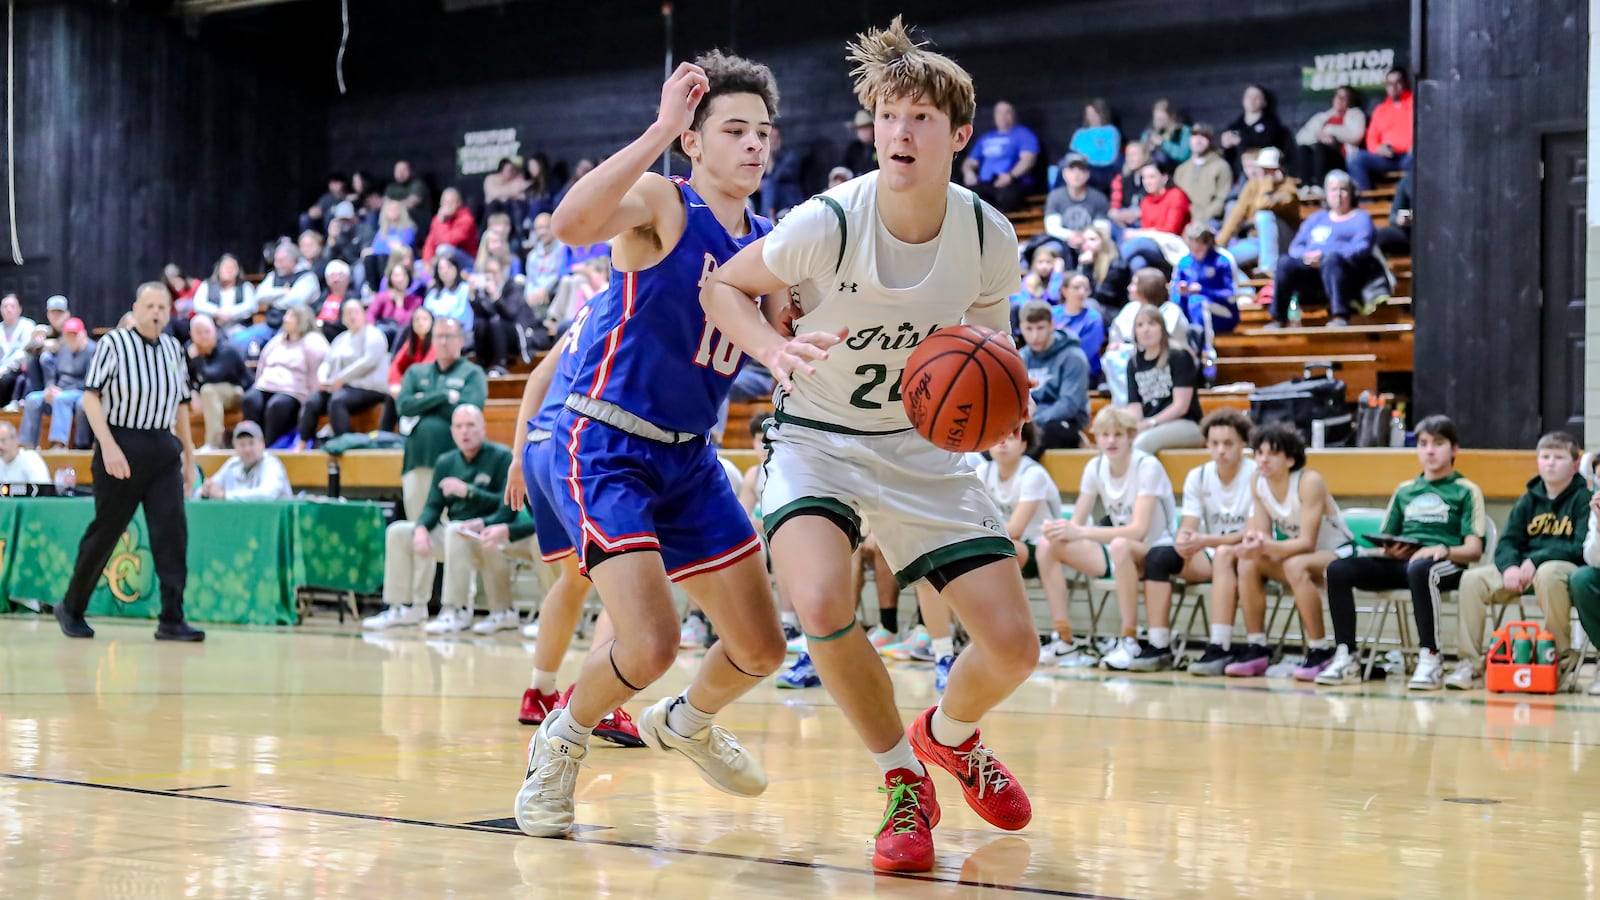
[1216,147,1301,275]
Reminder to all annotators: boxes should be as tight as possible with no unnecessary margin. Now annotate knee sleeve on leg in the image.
[1143,545,1186,583]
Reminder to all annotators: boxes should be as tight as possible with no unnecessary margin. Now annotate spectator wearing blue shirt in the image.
[1052,272,1106,386]
[1172,224,1238,367]
[962,100,1039,212]
[757,125,807,220]
[424,254,474,334]
[1067,99,1121,193]
[1270,171,1376,328]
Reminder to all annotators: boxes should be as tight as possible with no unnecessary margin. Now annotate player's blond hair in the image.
[1091,406,1139,437]
[846,16,975,130]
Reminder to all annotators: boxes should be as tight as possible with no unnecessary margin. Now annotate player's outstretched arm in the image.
[549,62,708,249]
[702,238,844,391]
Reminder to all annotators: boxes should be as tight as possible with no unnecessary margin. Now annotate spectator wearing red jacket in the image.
[421,188,479,268]
[1138,164,1191,235]
[1347,68,1414,191]
[380,306,437,432]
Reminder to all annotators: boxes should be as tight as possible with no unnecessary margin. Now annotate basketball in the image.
[901,325,1030,453]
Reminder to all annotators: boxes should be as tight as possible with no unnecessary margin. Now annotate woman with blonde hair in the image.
[1125,303,1204,453]
[241,304,328,447]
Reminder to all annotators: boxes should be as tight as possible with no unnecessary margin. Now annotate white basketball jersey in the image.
[1255,470,1352,552]
[1180,459,1257,537]
[761,173,1019,433]
[1081,451,1176,546]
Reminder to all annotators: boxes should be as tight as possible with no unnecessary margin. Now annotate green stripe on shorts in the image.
[895,536,1017,590]
[763,496,863,550]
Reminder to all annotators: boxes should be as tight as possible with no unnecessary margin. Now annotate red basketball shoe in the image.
[907,706,1031,831]
[594,706,645,748]
[873,767,940,872]
[518,688,562,726]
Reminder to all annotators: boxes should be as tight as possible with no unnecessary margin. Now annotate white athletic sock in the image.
[666,692,715,738]
[530,669,558,693]
[1309,638,1332,650]
[931,636,955,660]
[781,611,799,629]
[546,708,593,748]
[1149,628,1172,650]
[931,703,978,747]
[871,736,926,777]
[1210,624,1233,648]
[1247,632,1267,646]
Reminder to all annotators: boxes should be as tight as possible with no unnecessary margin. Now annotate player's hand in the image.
[1238,530,1266,560]
[1174,528,1200,557]
[1411,544,1447,562]
[479,523,510,548]
[504,457,526,511]
[1384,540,1419,560]
[1502,565,1526,594]
[762,328,847,391]
[439,476,469,498]
[656,62,709,136]
[412,528,433,556]
[101,441,131,480]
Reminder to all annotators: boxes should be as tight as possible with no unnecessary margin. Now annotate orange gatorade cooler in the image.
[1486,622,1559,694]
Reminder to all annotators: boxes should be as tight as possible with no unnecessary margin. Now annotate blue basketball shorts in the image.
[522,437,575,562]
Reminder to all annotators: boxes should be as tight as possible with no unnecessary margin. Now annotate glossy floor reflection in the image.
[4,616,1600,897]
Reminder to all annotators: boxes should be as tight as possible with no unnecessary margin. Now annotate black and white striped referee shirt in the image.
[84,327,192,430]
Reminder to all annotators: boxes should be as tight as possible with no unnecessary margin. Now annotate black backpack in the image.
[1248,362,1353,446]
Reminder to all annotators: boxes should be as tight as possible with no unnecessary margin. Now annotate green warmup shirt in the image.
[1494,474,1591,571]
[1380,470,1488,549]
[418,441,513,531]
[397,358,487,475]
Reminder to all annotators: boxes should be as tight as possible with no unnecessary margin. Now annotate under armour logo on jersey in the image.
[839,282,858,293]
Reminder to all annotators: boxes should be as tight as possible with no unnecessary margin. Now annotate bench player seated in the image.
[1035,405,1177,670]
[1134,408,1255,672]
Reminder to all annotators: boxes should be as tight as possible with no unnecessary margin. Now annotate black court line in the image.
[0,771,1134,899]
[166,784,229,792]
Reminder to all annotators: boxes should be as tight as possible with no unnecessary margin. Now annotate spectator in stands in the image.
[469,256,526,375]
[1108,141,1150,229]
[295,298,389,450]
[186,314,251,451]
[1219,84,1288,176]
[1140,99,1191,167]
[368,259,423,346]
[1067,98,1120,192]
[758,125,807,221]
[544,256,607,338]
[369,199,417,259]
[0,421,46,486]
[394,317,486,523]
[383,306,435,431]
[20,317,94,449]
[484,211,523,265]
[1448,432,1588,690]
[1270,169,1376,328]
[521,155,555,226]
[476,228,521,278]
[1104,268,1188,407]
[385,160,431,223]
[1073,222,1137,314]
[483,157,531,220]
[1018,301,1089,450]
[961,99,1039,212]
[424,254,474,334]
[1174,125,1231,226]
[1043,153,1109,252]
[523,212,563,318]
[15,297,69,404]
[162,263,199,342]
[1374,169,1413,256]
[1295,86,1367,187]
[199,421,290,501]
[192,254,257,339]
[241,304,327,448]
[1171,223,1239,361]
[841,109,877,176]
[238,242,321,354]
[0,294,36,408]
[314,260,356,340]
[298,229,330,290]
[551,157,595,210]
[1137,162,1192,235]
[326,201,369,267]
[1318,416,1487,688]
[1347,67,1414,191]
[1125,304,1204,453]
[434,405,531,634]
[1051,272,1105,385]
[827,166,853,188]
[421,188,478,268]
[42,294,68,338]
[301,172,348,235]
[1218,147,1301,274]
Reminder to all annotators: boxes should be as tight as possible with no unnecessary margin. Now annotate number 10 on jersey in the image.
[694,320,743,376]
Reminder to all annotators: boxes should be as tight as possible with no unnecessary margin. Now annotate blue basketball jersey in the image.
[566,178,772,435]
[528,304,594,436]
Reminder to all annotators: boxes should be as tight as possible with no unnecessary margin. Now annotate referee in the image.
[54,283,204,642]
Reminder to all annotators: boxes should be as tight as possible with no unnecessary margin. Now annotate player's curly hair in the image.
[846,16,975,130]
[675,50,780,157]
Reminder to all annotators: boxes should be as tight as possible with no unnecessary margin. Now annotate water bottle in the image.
[1286,297,1302,327]
[1536,630,1558,666]
[1388,411,1405,447]
[1512,627,1534,664]
[327,457,341,499]
[1311,419,1326,449]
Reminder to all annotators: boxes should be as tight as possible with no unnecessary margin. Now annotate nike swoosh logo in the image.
[689,202,708,208]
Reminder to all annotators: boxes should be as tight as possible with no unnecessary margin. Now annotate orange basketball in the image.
[901,325,1029,453]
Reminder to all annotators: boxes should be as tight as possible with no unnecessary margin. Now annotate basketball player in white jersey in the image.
[701,18,1037,873]
[1216,422,1353,679]
[1138,408,1255,673]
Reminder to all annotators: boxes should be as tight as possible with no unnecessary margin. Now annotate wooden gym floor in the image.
[3,616,1599,898]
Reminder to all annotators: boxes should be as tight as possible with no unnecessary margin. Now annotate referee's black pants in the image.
[61,427,189,625]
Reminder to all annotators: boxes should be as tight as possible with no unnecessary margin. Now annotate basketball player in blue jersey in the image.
[513,54,788,839]
[703,20,1038,872]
